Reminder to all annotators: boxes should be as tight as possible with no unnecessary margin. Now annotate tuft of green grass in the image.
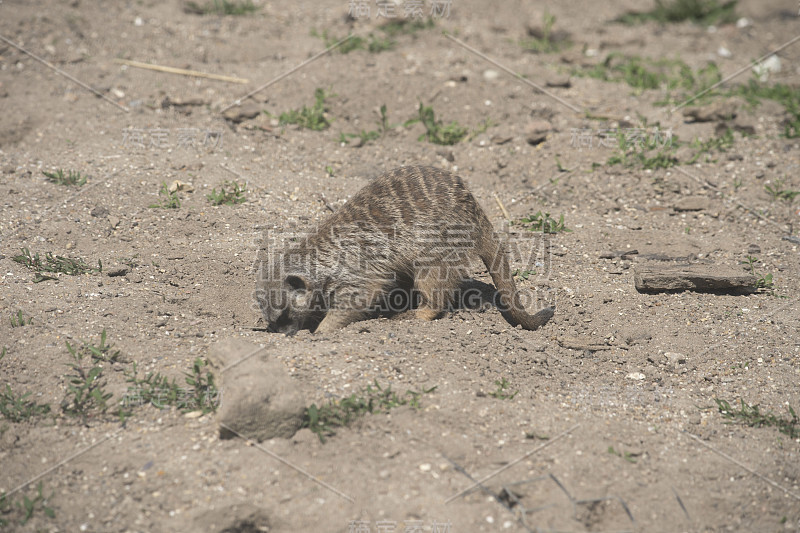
[61,340,113,422]
[741,255,775,293]
[279,88,331,131]
[0,482,56,527]
[764,178,800,203]
[122,358,219,414]
[10,310,32,328]
[0,385,51,422]
[68,329,123,364]
[605,128,679,170]
[149,182,181,209]
[577,54,722,103]
[715,398,798,439]
[310,29,395,54]
[42,168,86,187]
[311,19,433,54]
[608,445,638,463]
[405,103,469,145]
[512,269,537,281]
[731,80,800,138]
[12,248,102,282]
[615,0,738,26]
[207,180,247,205]
[303,380,436,443]
[184,0,259,15]
[688,127,734,164]
[518,211,571,233]
[120,254,140,268]
[378,18,435,37]
[519,11,569,53]
[341,104,395,145]
[488,378,518,400]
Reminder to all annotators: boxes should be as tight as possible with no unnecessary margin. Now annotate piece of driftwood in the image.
[634,264,757,293]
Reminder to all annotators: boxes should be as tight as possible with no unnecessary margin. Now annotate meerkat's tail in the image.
[476,223,554,331]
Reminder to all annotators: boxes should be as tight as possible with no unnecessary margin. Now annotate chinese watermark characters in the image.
[570,127,673,149]
[121,386,221,410]
[348,519,453,533]
[348,0,452,20]
[122,128,224,151]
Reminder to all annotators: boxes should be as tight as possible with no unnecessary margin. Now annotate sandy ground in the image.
[1,0,799,531]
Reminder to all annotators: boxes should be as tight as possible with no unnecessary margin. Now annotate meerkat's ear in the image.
[285,275,310,292]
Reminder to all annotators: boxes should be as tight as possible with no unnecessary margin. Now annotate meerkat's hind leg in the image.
[414,269,457,322]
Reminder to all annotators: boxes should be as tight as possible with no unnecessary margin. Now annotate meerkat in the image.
[256,166,554,334]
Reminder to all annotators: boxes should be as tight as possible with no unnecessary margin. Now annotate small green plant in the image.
[183,358,219,414]
[311,30,395,54]
[488,378,518,400]
[120,254,140,268]
[12,248,101,282]
[303,380,436,442]
[379,18,435,37]
[518,211,571,233]
[606,129,679,170]
[341,104,396,145]
[0,491,7,528]
[61,341,113,422]
[607,445,638,463]
[1,482,56,527]
[122,358,219,414]
[149,182,181,209]
[19,482,56,524]
[184,0,259,15]
[615,0,738,25]
[207,180,247,205]
[520,11,569,53]
[0,385,51,422]
[69,329,122,364]
[325,165,335,177]
[312,20,434,54]
[576,54,722,104]
[405,103,469,145]
[512,269,537,281]
[554,155,572,173]
[715,398,799,439]
[42,168,86,187]
[366,34,395,53]
[741,255,775,292]
[731,80,800,138]
[10,310,31,328]
[688,128,734,163]
[279,88,331,131]
[764,178,800,203]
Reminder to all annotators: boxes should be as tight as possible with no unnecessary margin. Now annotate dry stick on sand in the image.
[114,58,249,84]
[493,192,512,223]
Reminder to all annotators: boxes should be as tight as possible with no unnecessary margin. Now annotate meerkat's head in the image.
[256,259,326,335]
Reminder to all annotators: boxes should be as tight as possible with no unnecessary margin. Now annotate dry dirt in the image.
[1,0,800,532]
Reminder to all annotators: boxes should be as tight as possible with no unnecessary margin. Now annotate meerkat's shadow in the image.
[380,278,509,321]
